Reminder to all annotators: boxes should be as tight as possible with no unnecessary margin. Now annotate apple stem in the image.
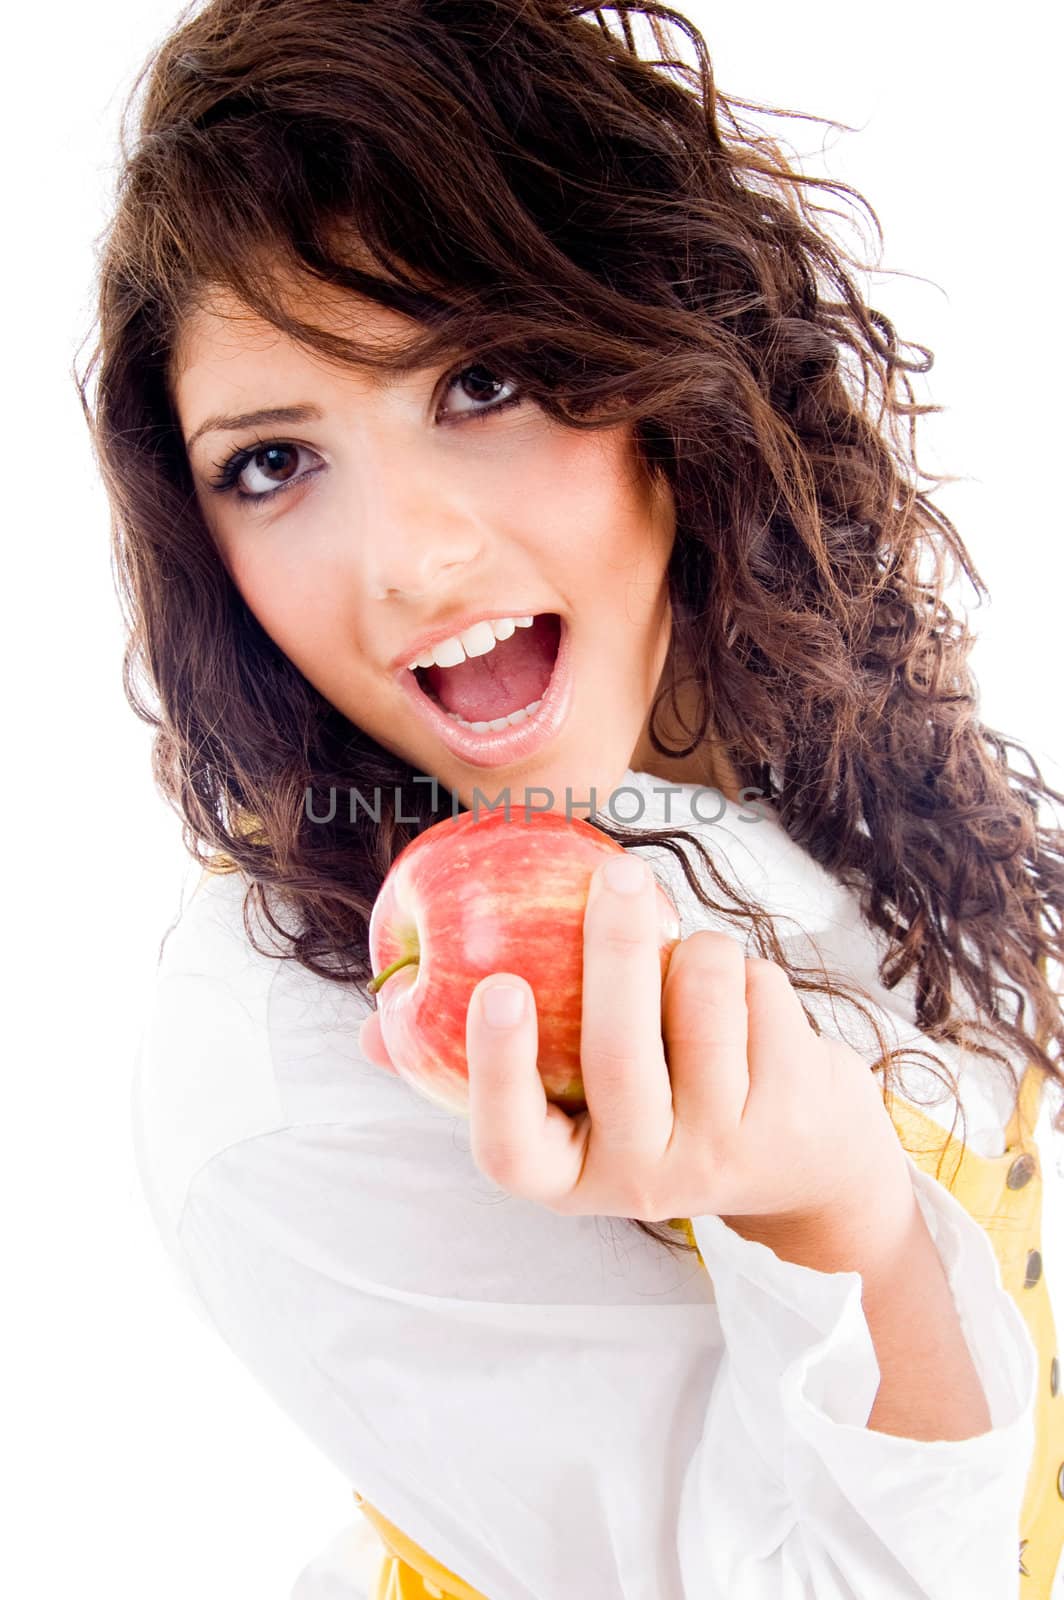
[367,954,419,995]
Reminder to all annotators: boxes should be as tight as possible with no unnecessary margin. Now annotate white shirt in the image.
[131,769,1063,1599]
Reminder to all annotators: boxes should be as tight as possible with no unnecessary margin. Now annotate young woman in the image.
[81,1,1064,1594]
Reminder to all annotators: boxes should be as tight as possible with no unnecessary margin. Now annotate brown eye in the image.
[457,365,508,403]
[209,441,324,504]
[441,362,522,422]
[241,444,301,489]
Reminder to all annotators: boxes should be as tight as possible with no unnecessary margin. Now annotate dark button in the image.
[1058,1461,1064,1501]
[1024,1250,1043,1289]
[1007,1153,1037,1189]
[1051,1356,1059,1398]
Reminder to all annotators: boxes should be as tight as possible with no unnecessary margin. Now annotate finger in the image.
[743,956,815,1068]
[579,853,674,1155]
[661,930,749,1143]
[465,975,585,1204]
[735,958,829,1188]
[358,1012,399,1075]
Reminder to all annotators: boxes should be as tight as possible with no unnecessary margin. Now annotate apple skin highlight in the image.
[367,808,681,1117]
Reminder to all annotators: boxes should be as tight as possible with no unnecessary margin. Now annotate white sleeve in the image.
[174,1119,1038,1600]
[683,1148,1038,1597]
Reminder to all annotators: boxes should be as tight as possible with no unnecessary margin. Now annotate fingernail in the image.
[603,854,647,895]
[481,983,526,1028]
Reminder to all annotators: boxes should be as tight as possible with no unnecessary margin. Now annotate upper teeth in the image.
[406,615,535,671]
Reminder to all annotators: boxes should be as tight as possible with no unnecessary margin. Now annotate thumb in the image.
[358,1010,399,1076]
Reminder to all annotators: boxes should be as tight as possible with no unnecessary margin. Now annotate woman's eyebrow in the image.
[185,402,325,455]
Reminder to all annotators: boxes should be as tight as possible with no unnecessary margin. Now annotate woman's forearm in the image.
[730,1180,992,1442]
[860,1190,991,1440]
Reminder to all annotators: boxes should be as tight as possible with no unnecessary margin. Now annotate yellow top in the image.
[352,1059,1063,1598]
[883,1062,1063,1595]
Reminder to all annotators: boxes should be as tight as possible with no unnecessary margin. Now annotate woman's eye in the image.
[440,362,523,422]
[210,442,322,503]
[208,364,522,505]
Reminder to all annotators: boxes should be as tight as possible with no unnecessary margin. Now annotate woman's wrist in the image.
[720,1152,920,1278]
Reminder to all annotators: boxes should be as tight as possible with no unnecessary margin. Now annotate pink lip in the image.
[396,615,574,769]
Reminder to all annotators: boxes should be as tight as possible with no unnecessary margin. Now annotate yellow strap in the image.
[1005,1053,1048,1151]
[352,1494,491,1600]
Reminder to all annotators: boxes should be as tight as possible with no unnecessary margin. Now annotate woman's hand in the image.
[464,852,916,1244]
[361,850,915,1242]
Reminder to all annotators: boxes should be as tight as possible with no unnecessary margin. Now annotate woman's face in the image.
[172,281,689,815]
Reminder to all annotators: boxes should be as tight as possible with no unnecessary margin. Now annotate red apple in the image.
[366,807,681,1116]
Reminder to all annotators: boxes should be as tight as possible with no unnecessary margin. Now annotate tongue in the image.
[424,614,561,721]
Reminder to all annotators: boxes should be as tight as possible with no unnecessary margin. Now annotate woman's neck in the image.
[629,660,745,804]
[629,737,745,804]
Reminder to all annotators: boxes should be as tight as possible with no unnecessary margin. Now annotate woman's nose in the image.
[360,470,485,601]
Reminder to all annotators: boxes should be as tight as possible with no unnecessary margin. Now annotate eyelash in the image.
[206,361,525,506]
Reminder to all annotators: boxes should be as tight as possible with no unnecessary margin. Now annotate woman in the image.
[80,1,1064,1593]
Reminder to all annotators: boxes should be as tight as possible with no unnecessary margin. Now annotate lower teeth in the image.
[447,698,543,733]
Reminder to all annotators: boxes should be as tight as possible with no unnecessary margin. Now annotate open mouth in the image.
[412,612,563,732]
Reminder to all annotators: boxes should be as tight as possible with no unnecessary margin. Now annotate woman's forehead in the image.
[171,276,425,390]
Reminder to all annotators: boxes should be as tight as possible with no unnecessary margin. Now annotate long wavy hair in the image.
[78,0,1064,1256]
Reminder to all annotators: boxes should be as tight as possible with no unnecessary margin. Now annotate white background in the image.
[4,2,1062,1597]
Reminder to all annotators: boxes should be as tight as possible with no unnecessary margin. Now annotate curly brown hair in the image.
[77,0,1064,1257]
